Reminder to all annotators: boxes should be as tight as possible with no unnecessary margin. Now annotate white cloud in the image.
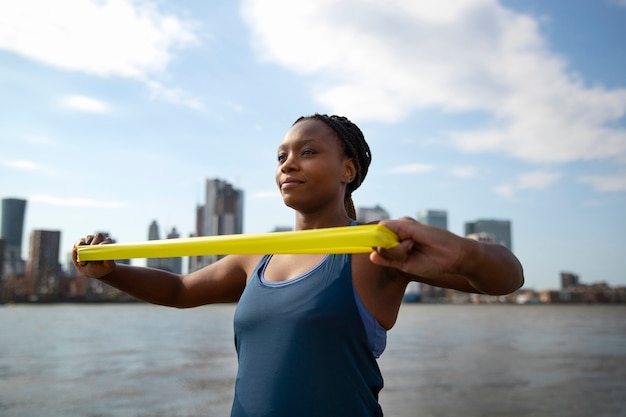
[61,95,109,113]
[4,159,40,171]
[579,174,626,192]
[146,80,205,111]
[385,163,435,175]
[517,170,561,189]
[493,169,561,199]
[3,159,60,176]
[581,199,607,207]
[493,184,516,199]
[450,166,479,178]
[241,0,626,165]
[25,135,54,145]
[29,194,128,208]
[0,0,197,79]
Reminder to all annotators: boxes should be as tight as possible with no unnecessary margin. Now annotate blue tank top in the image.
[231,253,384,417]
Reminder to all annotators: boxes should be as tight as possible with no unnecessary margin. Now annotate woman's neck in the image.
[294,210,354,231]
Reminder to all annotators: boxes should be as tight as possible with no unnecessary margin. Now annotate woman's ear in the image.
[342,158,357,184]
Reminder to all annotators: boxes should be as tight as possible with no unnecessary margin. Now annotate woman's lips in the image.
[281,179,302,190]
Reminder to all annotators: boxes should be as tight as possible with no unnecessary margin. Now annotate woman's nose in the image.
[281,154,298,171]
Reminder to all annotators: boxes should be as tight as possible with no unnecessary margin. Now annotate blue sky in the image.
[1,0,625,291]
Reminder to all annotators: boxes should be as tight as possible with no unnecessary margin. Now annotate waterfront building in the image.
[464,219,512,251]
[401,210,449,302]
[417,209,448,230]
[162,227,182,274]
[1,198,27,277]
[0,238,5,281]
[357,205,390,223]
[561,271,580,289]
[189,178,243,272]
[466,232,497,243]
[26,229,61,297]
[146,221,183,274]
[146,220,161,270]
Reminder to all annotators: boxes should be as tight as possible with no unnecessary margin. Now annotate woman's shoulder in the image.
[212,254,265,276]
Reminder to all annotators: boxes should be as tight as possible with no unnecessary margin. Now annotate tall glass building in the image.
[417,209,448,230]
[146,220,182,274]
[146,220,161,270]
[189,179,243,272]
[1,198,27,276]
[357,205,390,223]
[464,219,512,251]
[27,229,61,295]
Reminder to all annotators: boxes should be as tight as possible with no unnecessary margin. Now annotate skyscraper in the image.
[407,210,450,302]
[201,179,244,236]
[190,178,243,271]
[464,219,512,251]
[148,220,160,240]
[27,229,61,296]
[357,205,390,223]
[0,238,5,281]
[560,272,580,289]
[1,198,27,277]
[146,220,161,270]
[146,221,183,274]
[417,209,448,230]
[163,227,183,274]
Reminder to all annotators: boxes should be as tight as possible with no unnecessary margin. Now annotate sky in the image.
[1,0,625,291]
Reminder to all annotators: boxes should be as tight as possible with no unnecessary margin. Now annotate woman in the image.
[73,114,524,417]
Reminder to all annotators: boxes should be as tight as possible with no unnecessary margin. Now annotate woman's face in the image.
[276,119,355,213]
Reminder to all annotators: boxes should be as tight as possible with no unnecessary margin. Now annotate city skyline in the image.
[1,1,625,291]
[1,192,607,293]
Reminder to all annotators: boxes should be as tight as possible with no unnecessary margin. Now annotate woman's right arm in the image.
[72,233,254,308]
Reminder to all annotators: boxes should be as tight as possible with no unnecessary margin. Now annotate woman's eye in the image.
[302,149,315,156]
[277,154,287,162]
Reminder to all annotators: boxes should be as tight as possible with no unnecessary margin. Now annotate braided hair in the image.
[293,114,372,220]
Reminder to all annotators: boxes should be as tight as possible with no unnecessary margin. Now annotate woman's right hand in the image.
[72,233,116,279]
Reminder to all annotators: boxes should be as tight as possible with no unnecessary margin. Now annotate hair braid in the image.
[293,114,372,220]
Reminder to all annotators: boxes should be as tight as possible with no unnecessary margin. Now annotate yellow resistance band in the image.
[76,224,399,262]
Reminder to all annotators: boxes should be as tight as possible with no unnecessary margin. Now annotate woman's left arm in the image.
[370,217,524,295]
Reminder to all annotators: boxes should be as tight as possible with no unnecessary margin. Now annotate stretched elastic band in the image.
[76,224,399,261]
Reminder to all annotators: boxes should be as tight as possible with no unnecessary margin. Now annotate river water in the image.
[1,303,625,417]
